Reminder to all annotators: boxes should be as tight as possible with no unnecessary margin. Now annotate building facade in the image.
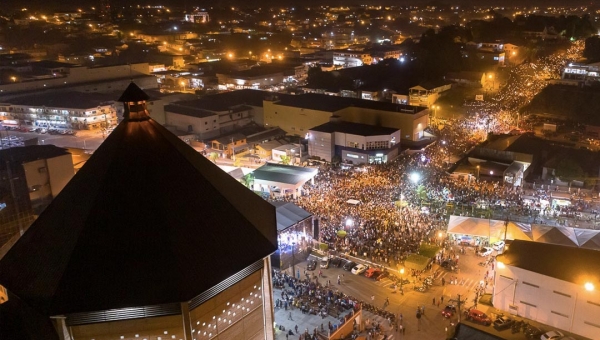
[308,119,401,164]
[494,241,600,340]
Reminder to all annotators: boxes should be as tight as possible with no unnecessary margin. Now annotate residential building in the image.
[494,240,600,340]
[271,143,304,164]
[0,145,73,248]
[308,118,401,164]
[0,83,278,340]
[209,133,248,158]
[256,139,286,160]
[217,66,287,90]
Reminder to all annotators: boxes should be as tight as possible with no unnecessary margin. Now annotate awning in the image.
[532,225,579,247]
[489,220,533,243]
[447,216,490,237]
[551,192,571,200]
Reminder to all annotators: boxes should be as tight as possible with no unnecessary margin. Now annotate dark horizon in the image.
[1,0,598,13]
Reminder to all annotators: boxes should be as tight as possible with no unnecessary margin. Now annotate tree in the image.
[240,173,254,188]
[209,152,219,163]
[555,158,585,182]
[280,155,291,165]
[416,185,428,201]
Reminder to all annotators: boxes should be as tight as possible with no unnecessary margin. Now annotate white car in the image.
[478,247,493,257]
[351,264,367,275]
[492,241,505,251]
[540,330,564,340]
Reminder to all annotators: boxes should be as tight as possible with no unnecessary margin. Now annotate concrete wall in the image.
[165,112,219,139]
[46,154,74,197]
[308,130,334,162]
[264,101,333,136]
[337,106,428,141]
[494,265,600,339]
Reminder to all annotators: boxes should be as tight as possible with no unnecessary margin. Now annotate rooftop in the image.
[0,83,277,316]
[253,163,318,185]
[272,201,312,232]
[7,91,116,109]
[310,120,399,136]
[274,93,426,114]
[497,240,600,286]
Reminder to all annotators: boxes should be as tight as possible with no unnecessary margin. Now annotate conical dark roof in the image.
[0,88,277,316]
[118,82,150,102]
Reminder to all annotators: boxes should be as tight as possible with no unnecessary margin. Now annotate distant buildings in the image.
[184,11,210,23]
[561,62,600,84]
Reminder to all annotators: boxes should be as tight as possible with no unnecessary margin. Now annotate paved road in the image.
[2,130,106,150]
[278,246,495,339]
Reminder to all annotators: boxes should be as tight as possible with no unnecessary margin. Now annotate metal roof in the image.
[253,163,318,185]
[0,85,277,316]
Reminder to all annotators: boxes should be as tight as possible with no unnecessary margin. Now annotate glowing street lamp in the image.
[10,76,16,82]
[585,282,594,291]
[410,172,420,183]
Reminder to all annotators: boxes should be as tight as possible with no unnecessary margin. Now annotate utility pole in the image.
[450,294,467,322]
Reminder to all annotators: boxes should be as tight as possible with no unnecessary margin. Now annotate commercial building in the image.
[0,83,278,340]
[308,118,401,164]
[0,145,73,248]
[0,92,119,130]
[332,51,372,68]
[494,240,600,339]
[561,62,600,83]
[263,93,429,142]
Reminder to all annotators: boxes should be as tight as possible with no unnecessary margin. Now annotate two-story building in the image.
[0,92,119,130]
[308,118,401,164]
[332,51,372,68]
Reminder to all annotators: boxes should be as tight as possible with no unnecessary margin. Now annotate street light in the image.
[10,76,16,82]
[476,165,480,181]
[400,268,405,287]
[180,81,186,91]
[585,282,594,291]
[410,172,420,183]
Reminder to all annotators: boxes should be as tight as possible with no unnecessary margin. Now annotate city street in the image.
[275,245,495,340]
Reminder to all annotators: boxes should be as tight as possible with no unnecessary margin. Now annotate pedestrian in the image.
[441,295,444,303]
[295,325,298,333]
[432,297,436,305]
[371,295,375,301]
[399,324,403,334]
[288,311,293,320]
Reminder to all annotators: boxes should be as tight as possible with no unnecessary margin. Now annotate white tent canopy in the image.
[447,215,600,250]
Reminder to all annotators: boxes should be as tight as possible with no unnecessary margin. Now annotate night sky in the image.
[2,0,597,12]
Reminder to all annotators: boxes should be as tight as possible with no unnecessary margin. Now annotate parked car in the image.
[375,270,389,281]
[464,309,492,325]
[351,264,368,275]
[492,241,505,251]
[343,260,356,271]
[524,326,544,339]
[540,331,564,340]
[493,316,515,331]
[320,256,330,269]
[441,305,457,318]
[306,260,317,271]
[364,267,382,278]
[478,247,494,257]
[330,257,342,267]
